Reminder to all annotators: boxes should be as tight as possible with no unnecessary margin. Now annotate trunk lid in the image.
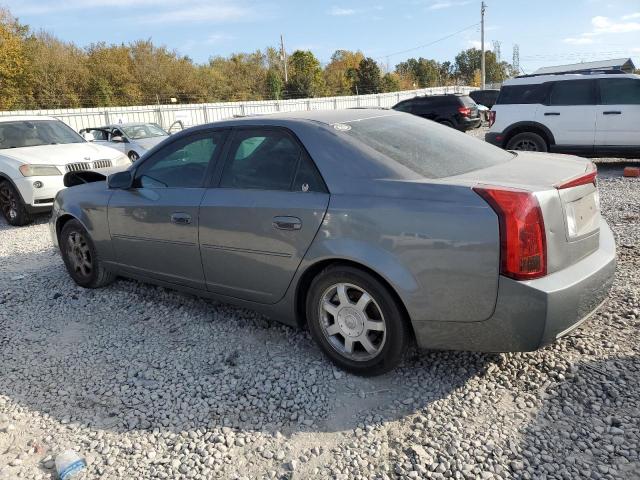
[450,152,601,274]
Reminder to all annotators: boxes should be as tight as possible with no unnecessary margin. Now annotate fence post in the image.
[333,98,338,110]
[104,110,110,124]
[240,103,246,116]
[202,105,209,123]
[155,107,163,128]
[307,100,311,111]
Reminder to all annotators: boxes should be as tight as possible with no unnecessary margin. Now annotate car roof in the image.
[207,108,404,127]
[0,115,59,123]
[504,73,640,86]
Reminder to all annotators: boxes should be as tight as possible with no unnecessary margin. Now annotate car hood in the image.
[0,143,123,166]
[134,136,167,151]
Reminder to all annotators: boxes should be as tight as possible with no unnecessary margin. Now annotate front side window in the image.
[134,132,225,188]
[220,130,303,191]
[549,80,595,106]
[599,78,640,105]
[0,120,84,149]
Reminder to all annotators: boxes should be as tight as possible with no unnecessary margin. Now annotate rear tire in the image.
[438,120,454,128]
[60,219,115,288]
[506,132,548,152]
[0,181,33,226]
[306,265,409,376]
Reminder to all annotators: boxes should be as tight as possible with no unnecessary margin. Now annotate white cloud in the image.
[564,36,595,45]
[140,3,254,24]
[622,12,640,20]
[428,1,471,10]
[591,15,640,34]
[328,6,356,16]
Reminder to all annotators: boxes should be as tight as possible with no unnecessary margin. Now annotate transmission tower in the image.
[512,44,520,75]
[492,41,502,62]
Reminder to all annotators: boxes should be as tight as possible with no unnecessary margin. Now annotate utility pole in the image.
[280,34,288,83]
[481,1,486,89]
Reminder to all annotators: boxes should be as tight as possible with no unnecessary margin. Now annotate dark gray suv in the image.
[392,94,481,131]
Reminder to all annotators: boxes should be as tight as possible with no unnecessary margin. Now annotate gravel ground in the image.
[0,149,639,479]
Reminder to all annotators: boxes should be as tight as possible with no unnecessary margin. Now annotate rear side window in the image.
[497,84,547,105]
[459,96,476,107]
[393,101,413,113]
[342,113,513,179]
[599,78,640,105]
[549,80,595,106]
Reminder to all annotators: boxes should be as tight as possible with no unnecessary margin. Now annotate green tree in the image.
[0,9,30,109]
[353,57,381,94]
[395,57,441,88]
[286,50,326,98]
[380,72,401,93]
[324,49,364,95]
[454,48,511,85]
[266,68,284,99]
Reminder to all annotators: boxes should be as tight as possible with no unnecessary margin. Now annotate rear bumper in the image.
[458,117,482,131]
[485,131,504,147]
[413,220,616,352]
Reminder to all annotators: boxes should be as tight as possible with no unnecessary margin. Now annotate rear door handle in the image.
[544,112,561,116]
[170,212,192,225]
[273,216,302,231]
[603,111,622,115]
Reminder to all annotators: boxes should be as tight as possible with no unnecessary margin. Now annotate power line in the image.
[377,22,480,61]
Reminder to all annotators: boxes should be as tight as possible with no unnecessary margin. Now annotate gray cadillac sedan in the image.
[50,109,615,375]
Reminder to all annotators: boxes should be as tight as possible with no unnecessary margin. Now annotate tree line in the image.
[0,8,515,110]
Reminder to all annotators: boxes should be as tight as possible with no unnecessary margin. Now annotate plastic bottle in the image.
[55,450,86,480]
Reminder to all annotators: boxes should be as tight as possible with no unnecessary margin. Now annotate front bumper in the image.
[413,220,616,352]
[13,174,65,209]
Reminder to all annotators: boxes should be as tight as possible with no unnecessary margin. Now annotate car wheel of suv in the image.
[438,120,454,128]
[60,219,115,288]
[128,151,139,162]
[506,132,548,152]
[306,265,409,376]
[0,181,33,226]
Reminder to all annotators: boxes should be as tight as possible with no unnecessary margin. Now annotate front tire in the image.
[0,181,33,226]
[306,266,409,376]
[60,219,115,288]
[506,132,548,152]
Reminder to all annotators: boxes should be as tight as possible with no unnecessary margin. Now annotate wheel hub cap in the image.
[337,307,365,337]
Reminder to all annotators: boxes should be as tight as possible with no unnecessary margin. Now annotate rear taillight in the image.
[555,164,597,189]
[458,106,471,117]
[488,111,496,127]
[474,186,547,280]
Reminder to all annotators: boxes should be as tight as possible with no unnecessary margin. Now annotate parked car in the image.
[0,116,131,226]
[486,72,640,156]
[50,109,615,375]
[392,94,482,131]
[469,89,500,109]
[80,122,170,162]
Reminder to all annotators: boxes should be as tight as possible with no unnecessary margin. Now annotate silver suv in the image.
[486,72,640,157]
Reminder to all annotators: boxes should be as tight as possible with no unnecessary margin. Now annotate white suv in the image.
[486,72,640,157]
[0,116,131,226]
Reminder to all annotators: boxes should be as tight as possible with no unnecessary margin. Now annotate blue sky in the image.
[4,0,640,73]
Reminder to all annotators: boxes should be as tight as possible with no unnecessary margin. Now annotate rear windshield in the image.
[341,113,513,179]
[459,95,477,107]
[497,84,548,105]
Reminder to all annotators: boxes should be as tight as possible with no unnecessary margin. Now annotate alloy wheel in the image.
[513,139,539,151]
[0,184,18,221]
[318,283,386,361]
[66,230,93,278]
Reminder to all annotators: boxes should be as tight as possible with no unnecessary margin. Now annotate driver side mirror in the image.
[111,135,126,143]
[82,132,95,142]
[108,171,133,189]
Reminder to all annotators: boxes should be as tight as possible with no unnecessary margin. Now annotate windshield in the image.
[0,120,84,149]
[121,124,168,140]
[341,112,514,179]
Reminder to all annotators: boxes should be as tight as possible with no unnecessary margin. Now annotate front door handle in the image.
[603,111,622,115]
[170,212,192,225]
[273,216,302,231]
[544,112,561,116]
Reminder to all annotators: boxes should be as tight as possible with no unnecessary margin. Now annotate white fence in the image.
[0,86,473,132]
